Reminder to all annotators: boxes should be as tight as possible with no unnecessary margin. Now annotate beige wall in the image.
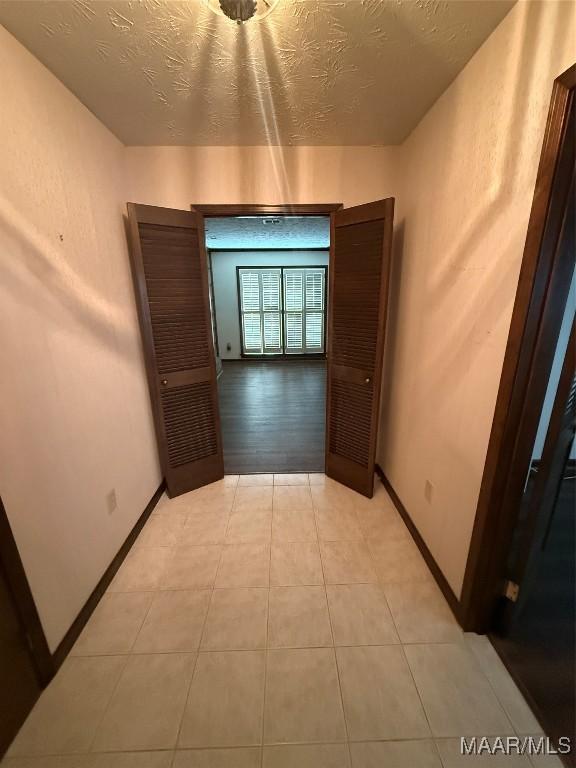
[125,145,400,210]
[0,27,160,650]
[378,0,575,597]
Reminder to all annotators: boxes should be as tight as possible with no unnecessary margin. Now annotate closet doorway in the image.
[126,200,394,498]
[202,212,329,474]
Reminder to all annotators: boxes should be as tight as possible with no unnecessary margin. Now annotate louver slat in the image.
[284,273,303,311]
[286,313,303,350]
[325,199,394,497]
[243,313,263,352]
[262,272,281,311]
[140,223,210,374]
[161,383,218,467]
[240,272,260,312]
[306,272,324,310]
[263,313,281,352]
[306,312,323,349]
[127,204,224,497]
[329,380,373,467]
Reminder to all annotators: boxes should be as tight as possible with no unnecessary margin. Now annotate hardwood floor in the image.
[217,360,326,474]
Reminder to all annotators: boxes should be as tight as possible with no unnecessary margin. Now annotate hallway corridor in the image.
[4,475,550,767]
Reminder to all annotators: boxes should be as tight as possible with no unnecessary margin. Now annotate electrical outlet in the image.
[424,480,433,504]
[107,489,117,515]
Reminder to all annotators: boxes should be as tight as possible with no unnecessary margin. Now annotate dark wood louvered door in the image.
[325,199,394,497]
[127,204,224,497]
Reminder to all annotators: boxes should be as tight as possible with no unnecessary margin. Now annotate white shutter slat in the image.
[284,272,303,311]
[305,312,323,349]
[243,312,262,352]
[305,272,324,311]
[240,272,260,312]
[263,312,281,351]
[262,272,281,311]
[286,313,303,350]
[241,274,260,311]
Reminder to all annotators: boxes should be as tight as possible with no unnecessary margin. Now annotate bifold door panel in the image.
[127,204,223,497]
[325,199,394,497]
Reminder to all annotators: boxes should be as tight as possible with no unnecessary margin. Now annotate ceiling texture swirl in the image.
[0,0,514,145]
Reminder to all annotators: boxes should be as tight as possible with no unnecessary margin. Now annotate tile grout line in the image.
[360,484,439,758]
[126,590,158,655]
[171,478,237,757]
[260,527,273,768]
[85,652,131,755]
[311,494,353,766]
[357,509,403,646]
[211,482,237,588]
[399,641,436,746]
[363,484,439,750]
[432,739,448,768]
[8,736,462,765]
[99,490,187,728]
[259,475,274,766]
[371,549,444,764]
[10,736,446,759]
[461,637,519,738]
[171,649,201,759]
[69,639,482,660]
[172,545,220,756]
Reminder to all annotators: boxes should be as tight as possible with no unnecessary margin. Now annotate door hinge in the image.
[504,580,520,602]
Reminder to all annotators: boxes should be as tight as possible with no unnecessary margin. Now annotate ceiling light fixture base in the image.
[205,0,279,24]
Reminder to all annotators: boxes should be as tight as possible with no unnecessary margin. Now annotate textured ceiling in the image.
[0,0,515,145]
[204,215,330,248]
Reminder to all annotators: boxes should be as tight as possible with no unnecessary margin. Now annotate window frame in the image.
[236,264,328,359]
[238,268,283,355]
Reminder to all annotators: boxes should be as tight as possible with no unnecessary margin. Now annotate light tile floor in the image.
[4,474,557,768]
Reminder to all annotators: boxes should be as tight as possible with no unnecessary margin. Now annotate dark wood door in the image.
[492,318,575,755]
[325,199,394,497]
[0,498,45,756]
[0,498,53,757]
[127,204,224,497]
[0,562,42,756]
[509,318,575,625]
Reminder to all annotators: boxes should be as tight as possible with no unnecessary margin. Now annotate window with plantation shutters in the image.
[284,271,303,352]
[239,269,282,354]
[305,271,324,351]
[284,268,326,354]
[262,272,282,352]
[238,266,326,355]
